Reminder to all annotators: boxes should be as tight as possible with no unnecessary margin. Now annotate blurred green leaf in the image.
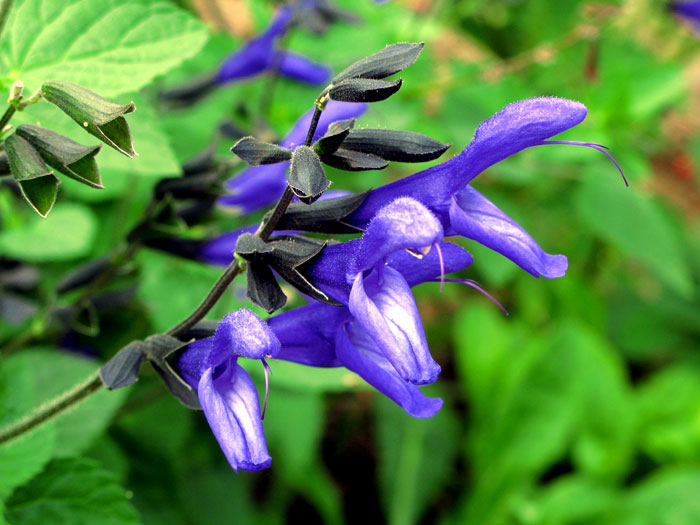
[636,363,700,463]
[0,0,208,97]
[575,173,693,298]
[117,394,192,461]
[0,202,96,261]
[18,349,129,457]
[604,468,700,525]
[136,249,246,333]
[265,390,343,525]
[4,457,140,525]
[0,355,56,501]
[532,475,618,525]
[452,313,633,523]
[375,392,460,525]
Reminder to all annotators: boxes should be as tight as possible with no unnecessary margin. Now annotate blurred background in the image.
[1,0,699,524]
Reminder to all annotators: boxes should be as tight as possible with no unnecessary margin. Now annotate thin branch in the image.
[0,372,103,446]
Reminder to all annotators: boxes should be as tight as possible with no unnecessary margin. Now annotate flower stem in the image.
[166,261,244,338]
[0,104,16,131]
[0,372,103,446]
[256,105,323,242]
[0,0,14,43]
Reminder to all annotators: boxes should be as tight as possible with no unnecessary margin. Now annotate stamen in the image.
[260,358,271,420]
[434,242,445,292]
[538,140,629,187]
[433,278,509,316]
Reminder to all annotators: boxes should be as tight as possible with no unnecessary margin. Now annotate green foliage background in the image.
[1,0,699,523]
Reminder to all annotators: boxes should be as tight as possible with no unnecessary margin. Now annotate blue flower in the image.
[176,309,280,472]
[330,97,625,279]
[671,1,700,33]
[267,198,475,417]
[216,6,330,86]
[219,101,367,214]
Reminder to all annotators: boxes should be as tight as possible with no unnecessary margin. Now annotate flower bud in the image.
[16,124,102,188]
[4,134,60,217]
[41,80,137,158]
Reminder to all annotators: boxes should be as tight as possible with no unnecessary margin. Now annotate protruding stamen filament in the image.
[261,358,271,420]
[434,242,445,292]
[433,278,509,316]
[538,140,629,187]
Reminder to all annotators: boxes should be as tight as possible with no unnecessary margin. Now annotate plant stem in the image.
[256,106,323,241]
[0,98,329,445]
[0,372,103,446]
[0,0,13,43]
[0,105,16,131]
[166,261,244,338]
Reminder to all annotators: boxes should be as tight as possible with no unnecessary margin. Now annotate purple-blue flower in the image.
[216,6,330,86]
[176,309,280,472]
[266,198,475,417]
[326,97,624,279]
[220,101,367,214]
[671,1,700,33]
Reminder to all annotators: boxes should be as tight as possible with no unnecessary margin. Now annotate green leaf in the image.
[533,475,618,525]
[16,350,129,457]
[264,391,343,525]
[0,355,56,501]
[575,173,693,298]
[1,350,129,458]
[4,457,140,525]
[452,315,632,523]
[0,202,97,261]
[136,249,247,333]
[117,394,192,461]
[0,0,209,97]
[636,363,700,463]
[375,392,460,525]
[604,468,700,525]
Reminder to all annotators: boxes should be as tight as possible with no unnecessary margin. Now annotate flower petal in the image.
[346,97,588,228]
[277,51,331,85]
[336,322,443,418]
[387,241,474,286]
[349,197,443,276]
[268,302,347,367]
[215,7,293,83]
[349,267,440,384]
[449,186,567,278]
[213,309,281,363]
[175,337,214,389]
[198,363,271,472]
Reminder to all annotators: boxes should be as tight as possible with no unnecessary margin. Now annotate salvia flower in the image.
[216,6,330,86]
[267,215,474,417]
[176,309,280,472]
[671,1,700,34]
[333,97,626,279]
[220,101,367,214]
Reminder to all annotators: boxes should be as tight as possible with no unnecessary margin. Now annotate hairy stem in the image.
[256,106,323,241]
[0,372,103,446]
[166,261,244,338]
[0,105,16,131]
